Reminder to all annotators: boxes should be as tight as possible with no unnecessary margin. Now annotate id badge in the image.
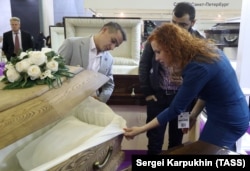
[178,112,189,129]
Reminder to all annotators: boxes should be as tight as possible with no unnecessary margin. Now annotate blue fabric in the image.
[157,50,250,151]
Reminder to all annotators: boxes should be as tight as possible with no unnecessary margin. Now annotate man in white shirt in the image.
[58,22,127,103]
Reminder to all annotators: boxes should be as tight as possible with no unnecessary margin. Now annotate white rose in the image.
[5,63,15,70]
[41,48,52,54]
[6,68,21,82]
[46,60,58,72]
[40,70,54,79]
[29,51,47,66]
[27,65,41,80]
[18,52,28,60]
[15,59,31,73]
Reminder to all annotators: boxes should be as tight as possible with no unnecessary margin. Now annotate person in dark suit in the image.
[2,17,34,61]
[45,35,51,48]
[35,32,46,50]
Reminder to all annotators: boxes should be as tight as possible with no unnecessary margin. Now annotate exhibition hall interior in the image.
[0,0,250,171]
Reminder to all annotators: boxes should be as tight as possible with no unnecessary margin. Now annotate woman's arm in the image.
[124,117,160,140]
[182,98,205,134]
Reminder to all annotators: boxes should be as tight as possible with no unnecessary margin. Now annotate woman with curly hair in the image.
[124,23,249,152]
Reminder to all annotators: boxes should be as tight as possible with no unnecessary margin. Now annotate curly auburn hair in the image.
[148,23,219,70]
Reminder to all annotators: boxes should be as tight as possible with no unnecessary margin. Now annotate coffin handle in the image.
[224,36,238,44]
[93,146,113,170]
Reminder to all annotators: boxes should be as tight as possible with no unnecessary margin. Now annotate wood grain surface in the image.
[0,66,108,149]
[48,135,124,171]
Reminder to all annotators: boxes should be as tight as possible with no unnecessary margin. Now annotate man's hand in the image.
[145,95,158,102]
[182,114,197,134]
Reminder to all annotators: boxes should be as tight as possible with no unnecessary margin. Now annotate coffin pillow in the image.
[72,96,116,127]
[16,115,103,171]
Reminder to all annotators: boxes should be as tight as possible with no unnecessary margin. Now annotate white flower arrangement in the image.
[1,48,74,89]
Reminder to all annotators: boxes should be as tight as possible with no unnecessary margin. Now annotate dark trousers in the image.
[146,93,183,155]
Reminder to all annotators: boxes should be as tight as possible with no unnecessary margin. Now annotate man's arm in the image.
[98,76,114,103]
[58,38,73,65]
[98,56,114,103]
[22,31,34,51]
[2,32,11,60]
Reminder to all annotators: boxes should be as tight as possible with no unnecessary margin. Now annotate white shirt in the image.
[12,30,22,50]
[88,36,102,72]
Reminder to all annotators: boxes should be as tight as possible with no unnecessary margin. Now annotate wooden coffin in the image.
[0,66,125,171]
[49,135,124,171]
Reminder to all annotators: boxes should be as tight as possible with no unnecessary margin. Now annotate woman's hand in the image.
[123,126,144,140]
[124,118,160,140]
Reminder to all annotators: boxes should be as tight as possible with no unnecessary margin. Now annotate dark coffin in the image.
[204,22,240,47]
[162,140,239,155]
[107,75,145,105]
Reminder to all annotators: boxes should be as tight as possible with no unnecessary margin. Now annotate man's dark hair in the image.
[173,2,196,21]
[103,22,127,41]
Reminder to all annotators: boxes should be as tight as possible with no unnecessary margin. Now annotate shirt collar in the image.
[90,36,103,57]
[13,30,20,34]
[90,36,96,51]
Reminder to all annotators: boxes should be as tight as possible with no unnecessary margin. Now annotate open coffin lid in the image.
[63,17,142,75]
[0,66,126,171]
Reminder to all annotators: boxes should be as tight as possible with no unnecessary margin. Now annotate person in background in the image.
[58,22,126,103]
[2,17,34,61]
[35,32,46,50]
[139,2,204,155]
[125,23,249,152]
[45,35,51,48]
